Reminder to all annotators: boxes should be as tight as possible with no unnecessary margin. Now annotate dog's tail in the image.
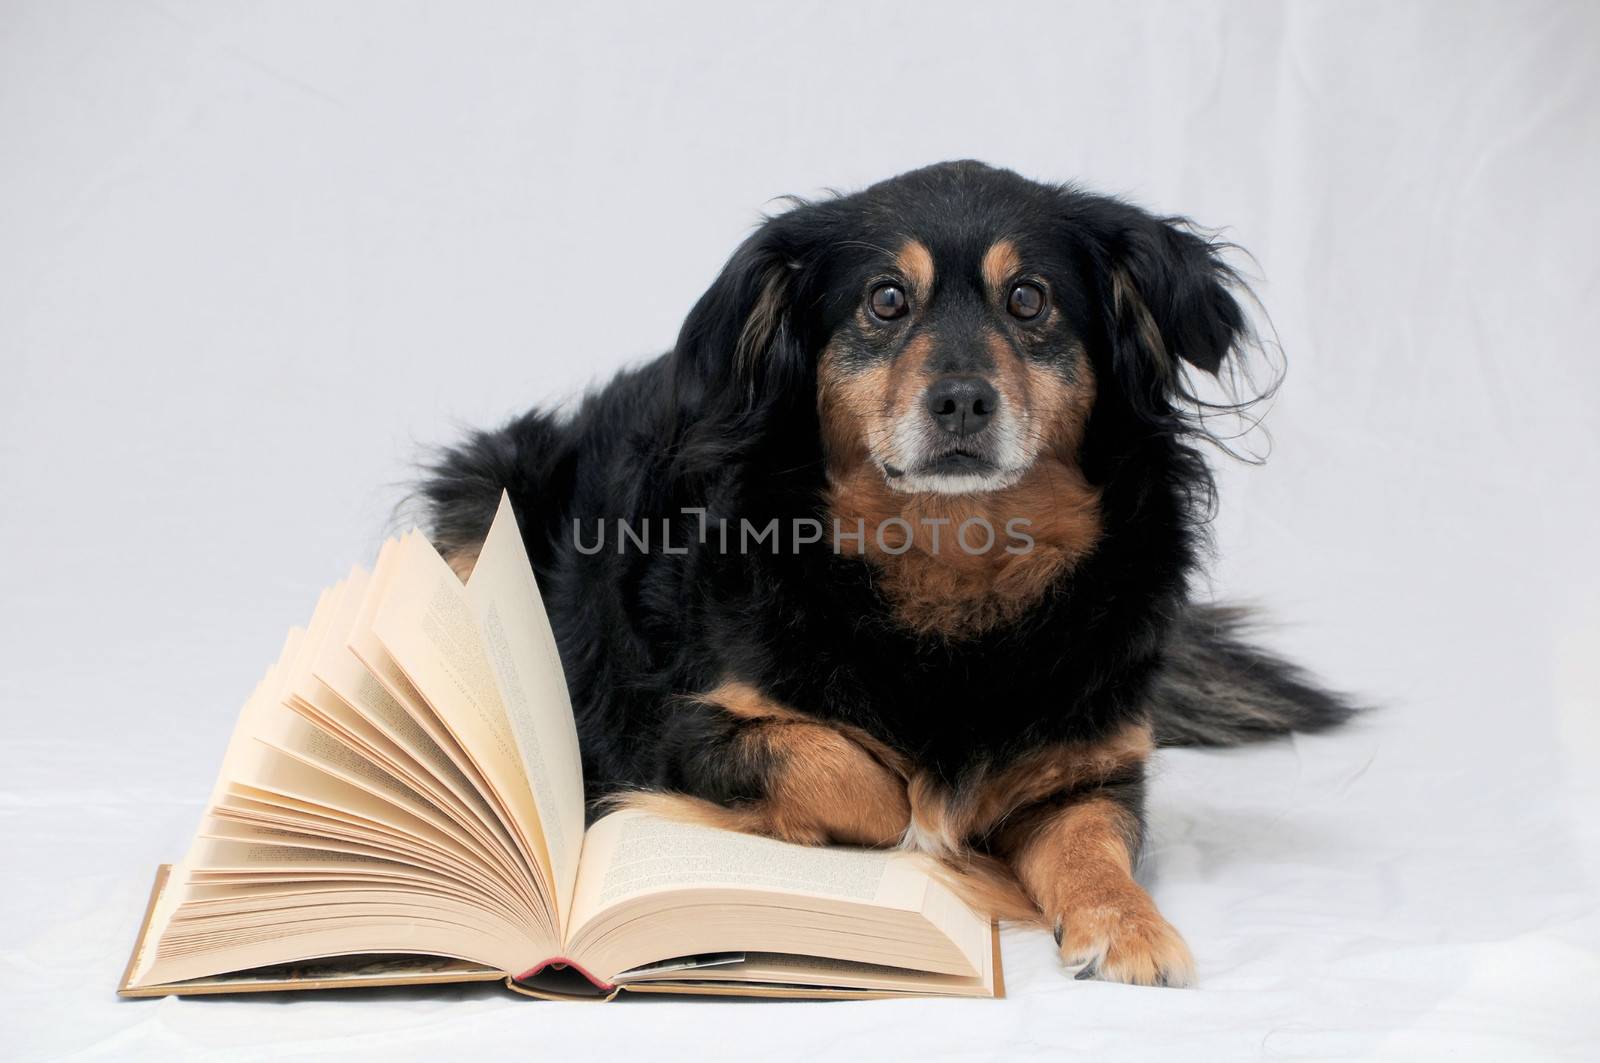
[411,408,573,576]
[1149,604,1360,748]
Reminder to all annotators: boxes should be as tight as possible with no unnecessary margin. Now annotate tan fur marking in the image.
[959,721,1152,838]
[697,680,809,724]
[1001,798,1194,987]
[697,681,909,776]
[736,267,789,377]
[818,328,1101,638]
[824,457,1102,638]
[984,329,1028,441]
[604,790,774,835]
[445,548,479,583]
[895,239,936,299]
[694,681,910,846]
[1112,267,1171,379]
[923,849,1043,925]
[819,332,937,478]
[817,343,884,470]
[758,721,912,846]
[902,721,1153,855]
[902,773,964,857]
[981,239,1022,294]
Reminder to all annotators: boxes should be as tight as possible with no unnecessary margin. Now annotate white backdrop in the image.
[3,2,1597,1059]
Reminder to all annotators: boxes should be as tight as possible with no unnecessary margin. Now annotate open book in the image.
[120,493,1001,1001]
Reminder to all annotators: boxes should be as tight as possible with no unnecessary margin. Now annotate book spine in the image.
[513,956,615,992]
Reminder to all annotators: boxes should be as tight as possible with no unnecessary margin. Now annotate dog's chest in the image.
[839,648,1094,776]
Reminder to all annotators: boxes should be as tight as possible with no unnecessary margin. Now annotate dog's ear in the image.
[671,217,811,418]
[1071,195,1249,420]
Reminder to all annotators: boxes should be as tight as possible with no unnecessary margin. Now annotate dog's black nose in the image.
[925,376,999,436]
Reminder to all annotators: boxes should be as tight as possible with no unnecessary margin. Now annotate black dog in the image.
[419,161,1353,986]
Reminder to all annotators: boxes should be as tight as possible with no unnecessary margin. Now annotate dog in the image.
[418,161,1355,987]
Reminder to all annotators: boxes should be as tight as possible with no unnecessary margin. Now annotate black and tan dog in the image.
[419,161,1354,987]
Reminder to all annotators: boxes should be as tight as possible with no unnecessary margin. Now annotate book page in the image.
[292,565,550,924]
[369,530,553,905]
[563,811,991,982]
[312,565,486,812]
[464,492,585,930]
[125,619,549,991]
[130,653,293,986]
[340,544,549,907]
[618,949,996,997]
[579,813,904,910]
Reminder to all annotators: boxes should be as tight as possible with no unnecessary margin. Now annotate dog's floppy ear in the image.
[1071,195,1249,421]
[671,216,811,418]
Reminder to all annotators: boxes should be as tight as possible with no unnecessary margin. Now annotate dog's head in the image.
[672,161,1253,494]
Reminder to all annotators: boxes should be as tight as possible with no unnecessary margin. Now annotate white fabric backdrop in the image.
[2,1,1596,1059]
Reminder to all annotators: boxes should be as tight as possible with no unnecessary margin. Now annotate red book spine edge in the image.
[513,956,616,991]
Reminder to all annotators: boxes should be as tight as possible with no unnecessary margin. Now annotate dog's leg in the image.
[995,777,1194,987]
[630,681,911,848]
[734,715,912,846]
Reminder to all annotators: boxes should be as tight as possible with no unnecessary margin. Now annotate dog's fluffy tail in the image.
[413,408,572,572]
[1150,604,1360,748]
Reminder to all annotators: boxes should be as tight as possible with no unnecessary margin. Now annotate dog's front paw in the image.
[1052,895,1194,988]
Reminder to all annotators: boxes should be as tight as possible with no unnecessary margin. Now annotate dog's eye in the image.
[1007,282,1046,320]
[867,284,909,322]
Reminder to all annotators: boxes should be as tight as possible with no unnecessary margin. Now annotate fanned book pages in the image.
[119,493,1002,1001]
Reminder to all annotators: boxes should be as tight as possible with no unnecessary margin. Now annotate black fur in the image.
[417,161,1355,817]
[1150,605,1358,747]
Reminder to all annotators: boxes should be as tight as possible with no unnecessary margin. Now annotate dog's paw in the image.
[1052,898,1195,988]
